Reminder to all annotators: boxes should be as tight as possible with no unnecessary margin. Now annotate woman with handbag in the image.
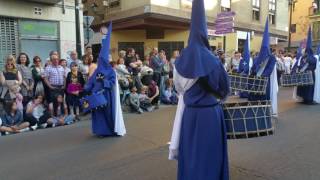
[31,56,45,96]
[17,53,34,106]
[0,55,23,102]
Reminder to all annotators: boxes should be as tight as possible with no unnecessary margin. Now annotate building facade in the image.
[0,0,84,68]
[84,0,289,59]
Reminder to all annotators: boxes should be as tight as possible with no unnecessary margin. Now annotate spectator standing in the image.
[49,94,74,126]
[82,46,93,60]
[0,55,22,102]
[150,47,164,87]
[169,50,180,78]
[0,101,29,134]
[283,53,293,74]
[217,50,228,71]
[67,50,84,72]
[66,62,85,121]
[82,55,90,81]
[116,56,131,103]
[160,50,170,97]
[60,59,70,78]
[88,54,97,78]
[43,54,65,103]
[125,48,143,92]
[230,51,242,72]
[16,53,34,105]
[276,52,286,84]
[25,95,51,129]
[31,56,45,96]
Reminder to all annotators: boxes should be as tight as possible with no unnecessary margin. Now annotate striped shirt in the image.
[44,65,65,86]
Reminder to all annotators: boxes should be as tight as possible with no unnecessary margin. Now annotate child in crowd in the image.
[139,86,155,112]
[82,55,90,81]
[129,86,143,114]
[66,62,85,121]
[161,79,178,105]
[49,94,74,126]
[60,59,70,78]
[0,101,30,134]
[15,92,24,115]
[25,95,51,129]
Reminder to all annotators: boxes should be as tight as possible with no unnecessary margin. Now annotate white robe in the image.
[114,76,126,136]
[270,66,279,116]
[313,55,320,103]
[168,69,198,160]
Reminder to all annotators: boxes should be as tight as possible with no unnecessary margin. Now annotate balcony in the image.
[24,0,62,5]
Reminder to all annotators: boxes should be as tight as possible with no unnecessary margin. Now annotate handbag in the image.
[80,90,108,112]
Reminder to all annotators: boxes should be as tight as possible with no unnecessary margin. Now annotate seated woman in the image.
[139,86,155,112]
[25,95,51,129]
[161,79,178,105]
[48,94,74,127]
[147,80,160,109]
[0,101,29,134]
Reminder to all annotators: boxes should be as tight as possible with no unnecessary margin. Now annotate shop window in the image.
[0,17,18,69]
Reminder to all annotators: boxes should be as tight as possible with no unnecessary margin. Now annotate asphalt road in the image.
[0,87,319,180]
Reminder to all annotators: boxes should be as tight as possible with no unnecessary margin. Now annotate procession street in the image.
[0,87,319,180]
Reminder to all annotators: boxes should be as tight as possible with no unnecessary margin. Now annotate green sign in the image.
[19,20,58,38]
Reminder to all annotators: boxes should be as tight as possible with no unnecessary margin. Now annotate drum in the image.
[229,73,269,94]
[223,97,274,139]
[280,71,314,87]
[80,91,108,112]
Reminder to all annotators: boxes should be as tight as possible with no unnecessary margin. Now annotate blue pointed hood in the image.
[296,42,302,60]
[97,22,112,71]
[175,0,217,78]
[305,27,313,56]
[255,18,271,67]
[243,33,250,66]
[87,22,114,84]
[238,33,251,74]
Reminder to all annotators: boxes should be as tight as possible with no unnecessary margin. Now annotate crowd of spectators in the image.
[114,47,179,114]
[0,47,95,136]
[0,46,179,136]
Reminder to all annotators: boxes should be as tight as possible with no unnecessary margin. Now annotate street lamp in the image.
[288,0,297,51]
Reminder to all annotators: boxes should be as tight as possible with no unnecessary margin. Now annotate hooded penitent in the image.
[238,33,251,74]
[248,18,278,116]
[85,22,126,136]
[296,27,318,104]
[174,0,218,79]
[169,0,230,180]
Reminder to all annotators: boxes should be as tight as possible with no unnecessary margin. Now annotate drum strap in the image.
[197,77,223,101]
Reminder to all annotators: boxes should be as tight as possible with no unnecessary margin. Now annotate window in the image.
[313,22,320,40]
[0,17,18,69]
[252,0,260,21]
[221,0,231,12]
[290,24,297,33]
[252,8,260,21]
[252,0,260,8]
[269,0,276,12]
[19,20,59,61]
[268,0,276,25]
[269,13,276,25]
